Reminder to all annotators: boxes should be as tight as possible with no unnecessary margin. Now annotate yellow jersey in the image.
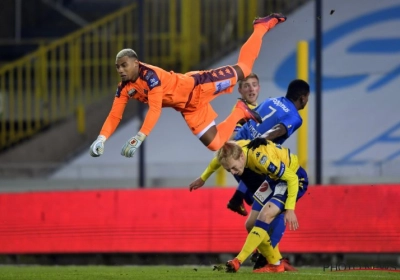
[201,139,301,210]
[236,139,300,210]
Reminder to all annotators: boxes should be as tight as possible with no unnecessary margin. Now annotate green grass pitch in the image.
[0,266,399,280]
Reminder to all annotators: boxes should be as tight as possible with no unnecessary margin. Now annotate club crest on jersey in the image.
[259,155,267,165]
[128,89,137,97]
[256,152,261,158]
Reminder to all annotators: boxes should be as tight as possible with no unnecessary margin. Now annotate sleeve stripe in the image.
[278,162,285,178]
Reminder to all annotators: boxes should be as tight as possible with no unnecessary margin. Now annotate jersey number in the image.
[257,106,277,126]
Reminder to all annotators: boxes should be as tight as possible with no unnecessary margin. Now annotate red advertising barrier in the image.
[0,185,399,254]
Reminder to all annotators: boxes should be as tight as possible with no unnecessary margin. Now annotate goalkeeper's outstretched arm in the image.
[89,93,128,157]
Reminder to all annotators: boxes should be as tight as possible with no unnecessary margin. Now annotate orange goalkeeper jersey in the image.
[100,62,196,138]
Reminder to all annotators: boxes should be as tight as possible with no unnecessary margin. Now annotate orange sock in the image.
[237,25,269,78]
[207,108,246,151]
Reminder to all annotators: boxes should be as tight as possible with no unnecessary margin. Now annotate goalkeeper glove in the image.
[89,135,106,157]
[247,137,267,150]
[121,132,147,158]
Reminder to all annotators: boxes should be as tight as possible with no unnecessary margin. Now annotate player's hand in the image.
[121,132,146,158]
[284,209,299,230]
[247,137,267,150]
[189,177,205,192]
[89,135,106,157]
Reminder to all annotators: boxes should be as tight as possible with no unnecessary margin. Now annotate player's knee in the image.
[245,220,253,233]
[245,214,257,233]
[199,124,217,147]
[258,209,276,224]
[206,136,222,151]
[203,130,222,151]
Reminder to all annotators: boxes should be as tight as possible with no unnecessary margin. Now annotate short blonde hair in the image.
[216,141,243,166]
[238,72,259,89]
[116,48,138,60]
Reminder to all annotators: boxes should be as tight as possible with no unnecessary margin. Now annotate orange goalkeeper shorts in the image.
[182,65,238,135]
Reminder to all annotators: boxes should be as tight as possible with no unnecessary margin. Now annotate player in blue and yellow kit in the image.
[217,140,308,273]
[191,79,310,215]
[189,79,310,271]
[228,79,309,215]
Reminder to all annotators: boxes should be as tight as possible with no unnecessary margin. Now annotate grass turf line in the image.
[0,266,399,280]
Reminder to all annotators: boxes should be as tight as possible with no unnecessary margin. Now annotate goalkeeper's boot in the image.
[253,254,268,270]
[235,98,262,124]
[282,258,298,271]
[225,258,241,273]
[227,201,248,216]
[253,13,286,30]
[253,262,285,273]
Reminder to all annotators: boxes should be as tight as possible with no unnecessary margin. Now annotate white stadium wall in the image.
[53,0,400,185]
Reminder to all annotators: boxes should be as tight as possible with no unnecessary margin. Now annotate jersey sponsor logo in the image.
[271,98,290,112]
[149,78,159,89]
[128,89,137,97]
[267,163,277,173]
[259,155,267,165]
[214,80,231,94]
[259,181,270,192]
[254,181,273,203]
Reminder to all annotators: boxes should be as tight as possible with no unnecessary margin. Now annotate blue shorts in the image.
[252,167,308,212]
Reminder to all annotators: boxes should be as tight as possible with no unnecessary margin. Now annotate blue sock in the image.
[237,180,248,194]
[268,214,286,247]
[244,189,254,206]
